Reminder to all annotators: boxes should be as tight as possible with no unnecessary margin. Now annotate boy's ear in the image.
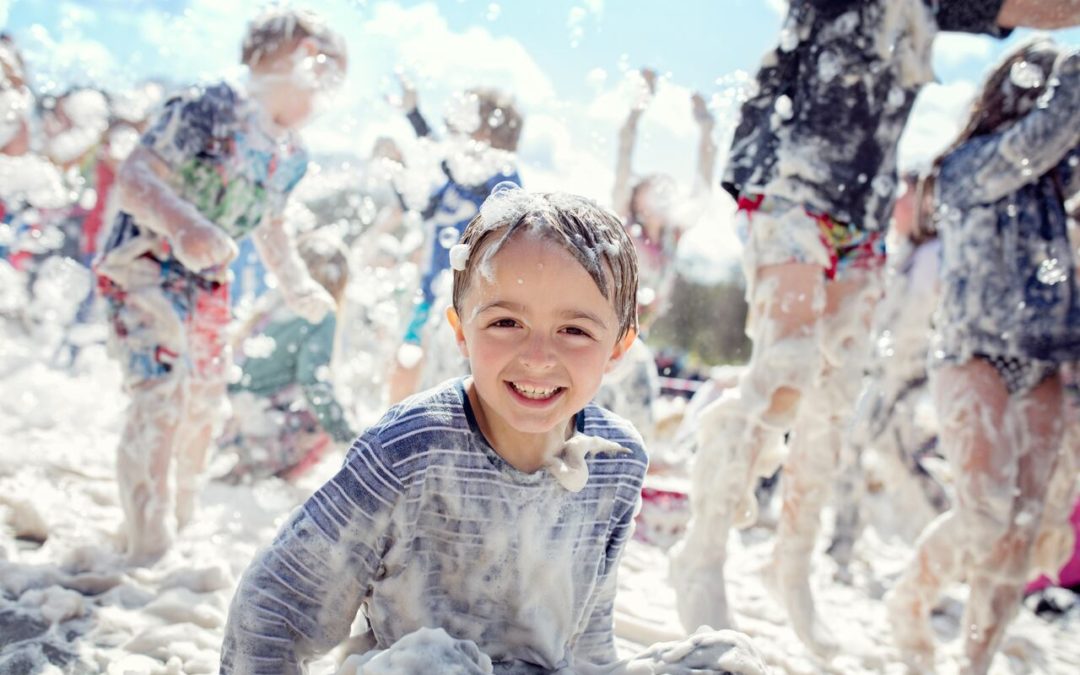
[604,328,638,374]
[446,306,469,358]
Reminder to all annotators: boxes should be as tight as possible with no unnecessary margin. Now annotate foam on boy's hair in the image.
[452,183,639,340]
[241,7,346,69]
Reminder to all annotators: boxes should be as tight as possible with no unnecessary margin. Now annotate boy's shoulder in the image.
[578,403,649,478]
[360,379,472,463]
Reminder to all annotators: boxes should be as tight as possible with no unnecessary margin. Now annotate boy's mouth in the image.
[507,381,565,403]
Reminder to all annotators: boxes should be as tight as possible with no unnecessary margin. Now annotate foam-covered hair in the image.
[451,182,639,340]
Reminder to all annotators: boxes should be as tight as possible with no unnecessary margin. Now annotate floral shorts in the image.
[736,194,887,281]
[98,257,230,386]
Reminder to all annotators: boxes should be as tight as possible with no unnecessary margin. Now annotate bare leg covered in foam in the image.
[670,263,826,633]
[768,276,877,657]
[111,286,188,564]
[887,360,1066,674]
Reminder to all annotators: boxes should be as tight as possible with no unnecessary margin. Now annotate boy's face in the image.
[250,39,345,130]
[448,233,635,439]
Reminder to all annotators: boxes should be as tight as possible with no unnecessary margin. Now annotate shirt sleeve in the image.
[572,489,641,667]
[220,432,403,673]
[140,85,226,173]
[933,0,1011,37]
[297,315,355,444]
[939,50,1080,208]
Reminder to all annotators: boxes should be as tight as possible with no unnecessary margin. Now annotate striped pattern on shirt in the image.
[221,377,648,674]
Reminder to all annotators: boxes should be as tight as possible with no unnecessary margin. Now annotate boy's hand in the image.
[641,68,658,96]
[171,218,239,273]
[387,71,419,112]
[284,279,336,324]
[691,93,715,129]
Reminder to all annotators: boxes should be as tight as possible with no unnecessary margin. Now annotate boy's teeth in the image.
[512,382,559,399]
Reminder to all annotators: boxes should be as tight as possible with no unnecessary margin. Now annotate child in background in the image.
[386,80,523,403]
[219,229,356,483]
[220,185,767,674]
[670,0,1079,656]
[827,172,947,579]
[886,41,1080,674]
[612,67,716,331]
[94,8,346,564]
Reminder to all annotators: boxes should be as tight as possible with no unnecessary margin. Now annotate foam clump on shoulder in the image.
[544,434,630,493]
[335,627,493,675]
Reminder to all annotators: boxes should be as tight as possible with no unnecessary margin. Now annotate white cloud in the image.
[897,80,976,172]
[932,32,995,68]
[765,0,787,17]
[9,0,720,210]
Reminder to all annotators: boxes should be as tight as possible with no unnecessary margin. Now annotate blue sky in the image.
[2,0,1078,199]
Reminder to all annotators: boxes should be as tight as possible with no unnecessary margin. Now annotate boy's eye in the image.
[489,318,519,328]
[561,326,593,339]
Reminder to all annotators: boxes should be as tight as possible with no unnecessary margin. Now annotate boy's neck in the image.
[465,380,573,474]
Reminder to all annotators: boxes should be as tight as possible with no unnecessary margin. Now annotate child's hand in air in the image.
[285,279,336,324]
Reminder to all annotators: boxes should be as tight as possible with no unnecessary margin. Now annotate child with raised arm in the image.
[386,82,523,403]
[220,185,768,674]
[886,40,1080,674]
[93,8,346,564]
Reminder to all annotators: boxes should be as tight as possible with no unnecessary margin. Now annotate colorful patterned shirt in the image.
[97,82,308,281]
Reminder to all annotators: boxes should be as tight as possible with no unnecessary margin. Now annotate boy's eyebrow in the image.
[559,309,606,326]
[476,300,526,315]
[476,300,607,327]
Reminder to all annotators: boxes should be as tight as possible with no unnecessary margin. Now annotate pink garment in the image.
[1027,497,1080,593]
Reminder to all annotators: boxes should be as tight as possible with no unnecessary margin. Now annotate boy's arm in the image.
[297,315,356,444]
[221,434,403,672]
[996,0,1080,29]
[613,68,656,221]
[691,92,717,196]
[252,216,336,324]
[572,495,640,667]
[116,146,238,273]
[939,50,1080,208]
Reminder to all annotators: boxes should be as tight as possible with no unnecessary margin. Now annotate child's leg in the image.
[174,282,231,528]
[886,360,1011,669]
[671,259,827,633]
[770,275,875,656]
[106,284,189,563]
[963,372,1063,675]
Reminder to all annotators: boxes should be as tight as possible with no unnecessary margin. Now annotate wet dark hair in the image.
[241,8,346,70]
[628,173,675,229]
[469,87,523,152]
[925,39,1062,236]
[297,230,350,304]
[452,189,639,340]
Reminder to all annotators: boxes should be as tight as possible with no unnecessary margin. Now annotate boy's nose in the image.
[519,333,556,370]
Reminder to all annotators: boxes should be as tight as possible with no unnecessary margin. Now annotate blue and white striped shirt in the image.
[221,378,648,674]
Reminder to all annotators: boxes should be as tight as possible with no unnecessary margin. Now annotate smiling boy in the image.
[220,185,649,673]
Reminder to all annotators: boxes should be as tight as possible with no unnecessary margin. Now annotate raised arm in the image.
[997,0,1080,29]
[220,435,403,673]
[691,92,717,196]
[613,68,656,221]
[939,50,1080,208]
[388,71,432,139]
[572,495,639,668]
[252,217,335,324]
